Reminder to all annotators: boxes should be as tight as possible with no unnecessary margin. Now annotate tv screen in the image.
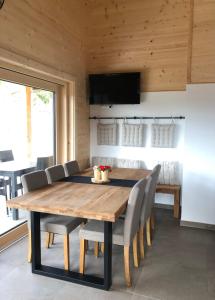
[89,72,140,105]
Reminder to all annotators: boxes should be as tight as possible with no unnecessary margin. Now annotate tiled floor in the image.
[0,209,214,300]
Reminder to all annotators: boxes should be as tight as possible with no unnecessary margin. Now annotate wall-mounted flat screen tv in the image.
[89,72,140,105]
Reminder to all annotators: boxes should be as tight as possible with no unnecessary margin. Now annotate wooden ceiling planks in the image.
[0,0,87,74]
[191,0,215,83]
[0,0,90,170]
[85,0,190,92]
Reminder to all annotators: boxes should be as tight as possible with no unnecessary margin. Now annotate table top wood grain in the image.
[7,168,150,222]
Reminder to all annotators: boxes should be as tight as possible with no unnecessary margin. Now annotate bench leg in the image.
[174,190,180,218]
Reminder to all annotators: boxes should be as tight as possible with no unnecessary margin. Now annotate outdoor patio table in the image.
[0,161,36,220]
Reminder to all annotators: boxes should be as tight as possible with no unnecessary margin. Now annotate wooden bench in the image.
[156,184,181,219]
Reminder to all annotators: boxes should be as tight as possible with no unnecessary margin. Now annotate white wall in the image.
[90,84,215,225]
[181,84,215,225]
[90,91,187,206]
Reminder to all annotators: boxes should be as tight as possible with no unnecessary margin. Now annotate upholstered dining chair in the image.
[45,164,85,269]
[79,178,147,287]
[22,170,55,262]
[64,160,80,177]
[45,164,65,183]
[150,164,162,232]
[22,170,85,270]
[139,164,161,259]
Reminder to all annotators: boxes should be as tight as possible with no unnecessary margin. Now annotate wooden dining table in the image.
[7,167,150,290]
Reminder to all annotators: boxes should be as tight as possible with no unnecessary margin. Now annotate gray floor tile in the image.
[0,209,214,300]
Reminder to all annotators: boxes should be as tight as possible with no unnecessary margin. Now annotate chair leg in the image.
[124,246,131,287]
[45,232,51,248]
[94,241,99,257]
[139,225,145,259]
[101,242,104,254]
[151,211,155,231]
[27,230,32,263]
[79,239,85,274]
[146,218,152,246]
[63,234,70,271]
[50,233,54,246]
[85,240,88,251]
[133,232,139,267]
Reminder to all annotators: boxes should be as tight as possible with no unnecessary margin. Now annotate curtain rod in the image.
[89,116,185,120]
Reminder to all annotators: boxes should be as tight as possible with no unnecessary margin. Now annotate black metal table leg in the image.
[31,211,41,270]
[30,212,113,290]
[11,174,18,220]
[104,221,112,290]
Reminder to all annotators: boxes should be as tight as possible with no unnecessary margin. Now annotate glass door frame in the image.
[0,67,61,163]
[0,67,62,250]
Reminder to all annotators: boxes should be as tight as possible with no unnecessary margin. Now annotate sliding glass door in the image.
[0,77,56,239]
[0,82,55,163]
[0,65,75,251]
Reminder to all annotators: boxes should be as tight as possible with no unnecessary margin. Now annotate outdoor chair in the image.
[0,150,14,162]
[36,156,54,170]
[0,149,14,198]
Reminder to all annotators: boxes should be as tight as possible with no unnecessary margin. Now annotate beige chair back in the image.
[21,170,48,193]
[45,164,65,183]
[123,178,147,246]
[140,164,161,225]
[64,160,80,176]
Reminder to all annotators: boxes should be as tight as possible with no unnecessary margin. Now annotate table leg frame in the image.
[11,174,19,220]
[31,212,112,290]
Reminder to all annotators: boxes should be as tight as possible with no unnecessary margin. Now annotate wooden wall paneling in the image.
[0,0,90,168]
[75,94,90,169]
[26,87,32,159]
[86,0,190,92]
[0,0,85,74]
[187,0,194,84]
[191,0,215,83]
